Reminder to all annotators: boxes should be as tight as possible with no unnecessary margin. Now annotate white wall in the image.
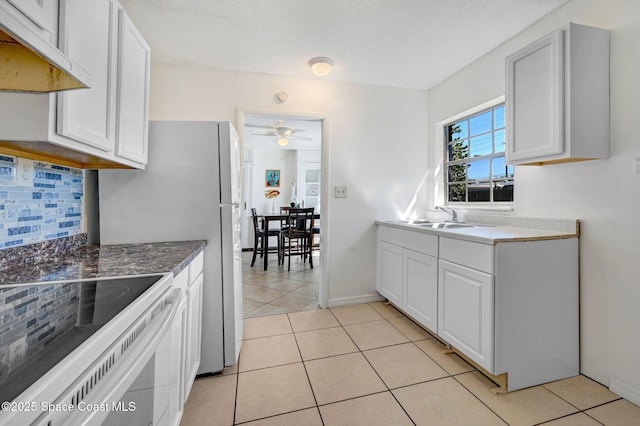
[251,149,295,215]
[148,65,430,306]
[427,0,640,402]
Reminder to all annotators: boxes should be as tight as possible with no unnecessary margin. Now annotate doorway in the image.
[237,110,328,318]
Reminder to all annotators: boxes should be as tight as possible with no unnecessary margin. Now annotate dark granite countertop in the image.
[0,240,206,285]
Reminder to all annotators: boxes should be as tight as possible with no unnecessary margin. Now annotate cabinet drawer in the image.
[378,225,438,257]
[439,237,493,274]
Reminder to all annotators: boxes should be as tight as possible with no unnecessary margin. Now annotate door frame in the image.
[236,108,331,309]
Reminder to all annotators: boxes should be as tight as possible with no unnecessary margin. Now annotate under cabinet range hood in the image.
[0,27,90,92]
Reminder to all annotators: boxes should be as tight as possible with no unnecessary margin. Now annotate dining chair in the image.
[250,208,281,267]
[311,222,320,253]
[280,207,315,271]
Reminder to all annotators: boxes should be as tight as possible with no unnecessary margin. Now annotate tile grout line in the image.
[287,310,326,425]
[232,350,241,425]
[358,304,419,425]
[450,373,512,425]
[208,263,637,426]
[234,306,627,425]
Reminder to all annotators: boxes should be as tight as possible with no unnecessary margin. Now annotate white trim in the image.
[610,377,640,407]
[434,95,508,208]
[328,293,385,308]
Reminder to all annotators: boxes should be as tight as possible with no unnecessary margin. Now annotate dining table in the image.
[259,212,320,270]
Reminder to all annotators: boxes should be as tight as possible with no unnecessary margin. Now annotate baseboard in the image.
[327,293,384,308]
[609,377,640,406]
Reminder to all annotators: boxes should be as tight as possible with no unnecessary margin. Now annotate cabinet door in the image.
[115,8,150,164]
[169,296,187,425]
[184,273,203,402]
[403,249,437,332]
[438,259,494,372]
[377,241,403,306]
[57,0,117,152]
[3,0,58,42]
[506,29,564,163]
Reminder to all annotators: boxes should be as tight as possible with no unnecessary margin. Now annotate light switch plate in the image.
[634,157,640,174]
[335,185,347,198]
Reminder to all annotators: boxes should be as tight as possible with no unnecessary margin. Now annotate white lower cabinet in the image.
[377,226,439,330]
[438,259,493,372]
[168,293,187,426]
[377,241,403,306]
[403,250,438,332]
[184,253,204,403]
[167,251,204,425]
[376,223,579,391]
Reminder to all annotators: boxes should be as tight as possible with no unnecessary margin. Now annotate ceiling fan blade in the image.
[252,132,277,137]
[288,135,313,141]
[246,124,276,130]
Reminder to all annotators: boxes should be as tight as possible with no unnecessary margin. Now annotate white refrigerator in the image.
[98,121,243,374]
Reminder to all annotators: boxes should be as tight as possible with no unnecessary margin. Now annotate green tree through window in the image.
[444,104,513,203]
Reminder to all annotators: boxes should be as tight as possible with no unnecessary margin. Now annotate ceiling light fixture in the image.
[277,137,289,147]
[308,57,334,77]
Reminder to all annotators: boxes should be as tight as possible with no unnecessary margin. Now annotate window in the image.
[444,103,514,203]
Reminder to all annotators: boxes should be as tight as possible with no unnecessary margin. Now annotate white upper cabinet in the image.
[506,22,610,165]
[4,0,58,42]
[0,0,91,91]
[115,8,150,164]
[57,0,118,153]
[0,0,150,168]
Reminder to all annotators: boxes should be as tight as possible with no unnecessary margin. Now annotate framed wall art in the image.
[265,169,281,187]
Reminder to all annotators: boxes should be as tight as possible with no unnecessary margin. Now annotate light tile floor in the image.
[181,302,640,425]
[242,250,320,318]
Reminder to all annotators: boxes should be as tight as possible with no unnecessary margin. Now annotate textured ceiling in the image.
[119,0,569,90]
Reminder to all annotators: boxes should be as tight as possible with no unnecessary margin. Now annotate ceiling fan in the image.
[247,120,312,147]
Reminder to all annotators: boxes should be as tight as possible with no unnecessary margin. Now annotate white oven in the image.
[0,273,183,425]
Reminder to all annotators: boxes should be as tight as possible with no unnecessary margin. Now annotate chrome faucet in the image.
[436,206,458,222]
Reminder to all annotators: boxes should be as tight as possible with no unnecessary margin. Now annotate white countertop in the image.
[376,218,579,244]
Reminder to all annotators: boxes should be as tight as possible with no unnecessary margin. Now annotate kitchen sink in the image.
[389,219,433,224]
[387,220,491,229]
[416,222,479,229]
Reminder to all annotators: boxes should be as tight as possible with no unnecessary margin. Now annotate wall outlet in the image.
[16,157,34,186]
[8,336,27,366]
[335,185,347,198]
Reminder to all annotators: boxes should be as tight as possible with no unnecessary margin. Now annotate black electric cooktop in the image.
[0,275,163,403]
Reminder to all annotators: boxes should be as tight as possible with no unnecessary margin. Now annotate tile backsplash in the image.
[0,155,83,249]
[0,282,79,370]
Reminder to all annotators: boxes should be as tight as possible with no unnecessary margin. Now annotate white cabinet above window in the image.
[506,22,610,166]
